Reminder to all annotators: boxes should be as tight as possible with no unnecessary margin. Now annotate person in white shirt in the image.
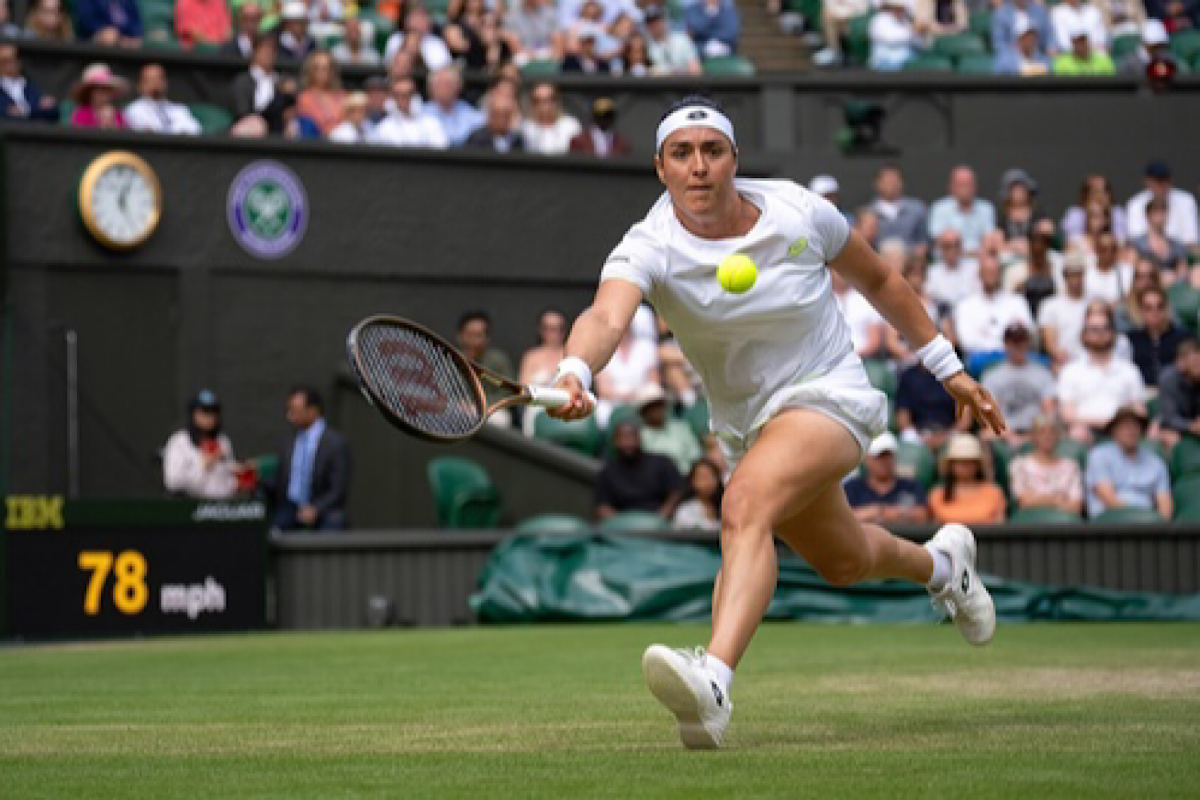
[832,265,886,359]
[1038,250,1090,369]
[868,0,920,71]
[1050,0,1108,53]
[1084,231,1133,306]
[331,17,381,67]
[123,63,202,135]
[520,81,582,155]
[1125,160,1199,247]
[369,76,448,148]
[1057,302,1145,441]
[952,250,1035,358]
[162,390,240,499]
[383,6,453,71]
[926,228,980,307]
[329,91,372,143]
[547,96,1002,750]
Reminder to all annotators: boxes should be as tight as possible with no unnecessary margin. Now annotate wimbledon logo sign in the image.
[227,160,308,259]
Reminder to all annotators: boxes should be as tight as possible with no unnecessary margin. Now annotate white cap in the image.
[867,431,899,458]
[1013,12,1033,38]
[1143,18,1169,46]
[810,174,839,196]
[1066,20,1089,40]
[281,1,308,20]
[634,384,667,410]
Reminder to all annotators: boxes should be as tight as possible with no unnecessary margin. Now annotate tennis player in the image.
[549,97,1006,750]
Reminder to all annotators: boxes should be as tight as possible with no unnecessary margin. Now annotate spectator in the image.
[597,326,661,413]
[384,6,453,70]
[618,32,653,75]
[0,0,19,37]
[929,166,997,255]
[24,0,73,40]
[928,433,1007,524]
[885,260,945,364]
[370,76,448,148]
[307,0,345,40]
[1144,0,1200,32]
[844,432,930,524]
[329,92,373,143]
[465,88,524,152]
[995,12,1053,74]
[76,0,142,46]
[832,269,886,360]
[332,17,382,66]
[124,64,202,135]
[672,458,724,532]
[1115,257,1165,334]
[1009,413,1084,516]
[521,82,582,155]
[896,360,967,451]
[232,35,296,134]
[952,250,1036,362]
[1128,286,1189,387]
[1119,19,1178,76]
[686,0,740,58]
[644,5,702,75]
[982,322,1056,442]
[635,384,701,475]
[163,390,240,500]
[70,63,128,129]
[813,0,871,66]
[274,386,351,530]
[423,67,483,147]
[444,0,516,73]
[868,0,919,71]
[1126,160,1200,248]
[854,206,880,248]
[1159,337,1200,442]
[1052,24,1115,74]
[222,1,261,58]
[1051,0,1107,51]
[1098,0,1146,37]
[175,0,231,48]
[926,228,980,308]
[1058,302,1146,440]
[915,0,968,36]
[1085,404,1172,519]
[871,165,929,260]
[506,0,562,62]
[1131,197,1191,279]
[569,97,632,157]
[1038,250,1090,369]
[811,175,853,225]
[364,75,390,125]
[0,44,58,123]
[456,309,515,388]
[1085,232,1133,306]
[594,419,685,521]
[519,307,567,385]
[1063,173,1128,243]
[1005,218,1062,315]
[992,0,1053,64]
[562,26,614,72]
[997,168,1048,249]
[294,52,344,137]
[276,1,316,62]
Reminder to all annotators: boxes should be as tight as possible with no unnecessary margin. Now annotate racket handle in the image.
[528,385,598,410]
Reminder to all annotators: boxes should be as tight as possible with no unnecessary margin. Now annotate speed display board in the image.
[3,497,267,639]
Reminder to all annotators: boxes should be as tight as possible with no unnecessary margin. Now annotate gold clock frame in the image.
[78,151,163,250]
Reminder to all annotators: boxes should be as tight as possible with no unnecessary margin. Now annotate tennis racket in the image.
[346,315,595,443]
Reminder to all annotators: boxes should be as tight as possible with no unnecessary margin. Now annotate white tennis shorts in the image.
[715,352,889,475]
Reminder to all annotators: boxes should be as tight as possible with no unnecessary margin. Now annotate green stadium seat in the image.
[862,358,895,399]
[956,54,995,74]
[597,510,671,535]
[520,58,561,76]
[190,102,232,134]
[1110,33,1141,62]
[681,396,710,442]
[968,10,991,43]
[1171,474,1200,517]
[1093,506,1165,524]
[358,10,395,55]
[1009,506,1081,524]
[604,404,640,456]
[895,440,938,490]
[533,410,602,457]
[1170,437,1200,481]
[702,56,756,76]
[1167,281,1200,334]
[248,453,278,487]
[1169,29,1200,63]
[847,14,873,67]
[515,514,591,534]
[902,54,955,73]
[58,99,74,125]
[426,457,503,528]
[931,32,988,60]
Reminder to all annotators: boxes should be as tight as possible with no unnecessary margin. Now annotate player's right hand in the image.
[548,374,595,421]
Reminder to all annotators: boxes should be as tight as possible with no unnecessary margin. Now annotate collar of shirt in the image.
[874,198,900,219]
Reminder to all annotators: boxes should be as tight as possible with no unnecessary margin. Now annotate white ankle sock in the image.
[705,654,734,694]
[925,544,952,590]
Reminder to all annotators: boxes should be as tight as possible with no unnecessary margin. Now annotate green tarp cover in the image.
[470,534,1200,623]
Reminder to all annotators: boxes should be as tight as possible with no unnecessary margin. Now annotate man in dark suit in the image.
[465,88,524,152]
[221,2,263,59]
[568,97,632,157]
[0,44,59,122]
[274,386,351,530]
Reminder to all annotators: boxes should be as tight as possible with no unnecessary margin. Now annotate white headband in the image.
[655,105,737,153]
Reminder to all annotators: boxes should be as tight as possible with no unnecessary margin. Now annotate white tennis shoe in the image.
[927,523,996,646]
[642,645,731,750]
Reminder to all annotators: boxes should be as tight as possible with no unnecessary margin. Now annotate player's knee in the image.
[719,483,769,540]
[814,550,871,588]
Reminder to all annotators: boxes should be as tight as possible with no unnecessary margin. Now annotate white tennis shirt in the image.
[600,178,856,440]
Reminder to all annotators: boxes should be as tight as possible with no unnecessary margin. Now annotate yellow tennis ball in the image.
[718,253,757,294]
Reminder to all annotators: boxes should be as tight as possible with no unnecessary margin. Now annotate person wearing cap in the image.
[685,0,741,60]
[982,322,1056,441]
[329,91,373,143]
[276,0,316,62]
[1058,301,1146,441]
[550,95,1004,748]
[1038,250,1089,370]
[594,418,686,522]
[568,97,632,157]
[868,0,919,71]
[843,432,930,524]
[810,175,855,226]
[1008,413,1083,516]
[76,0,142,46]
[174,0,231,49]
[928,433,1007,525]
[995,12,1052,75]
[992,0,1053,65]
[1117,18,1174,76]
[222,2,263,59]
[635,384,702,474]
[928,166,997,257]
[70,63,128,129]
[1126,160,1199,248]
[997,168,1048,248]
[124,63,202,135]
[1084,404,1172,519]
[332,17,383,67]
[1050,0,1107,52]
[0,44,59,123]
[1052,22,1115,74]
[644,5,702,75]
[951,249,1036,364]
[163,390,241,500]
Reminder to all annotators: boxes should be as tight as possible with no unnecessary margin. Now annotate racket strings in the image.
[357,325,485,437]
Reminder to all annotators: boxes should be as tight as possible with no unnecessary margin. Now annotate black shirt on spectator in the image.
[896,364,957,431]
[1128,324,1188,387]
[595,452,683,514]
[844,476,927,509]
[1158,365,1199,434]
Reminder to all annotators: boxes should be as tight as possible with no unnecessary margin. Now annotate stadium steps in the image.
[734,0,811,73]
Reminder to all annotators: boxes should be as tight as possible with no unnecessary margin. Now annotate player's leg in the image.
[711,569,724,630]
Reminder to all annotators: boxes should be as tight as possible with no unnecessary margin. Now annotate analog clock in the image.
[78,151,163,250]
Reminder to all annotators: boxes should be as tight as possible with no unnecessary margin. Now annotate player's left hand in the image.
[944,371,1006,435]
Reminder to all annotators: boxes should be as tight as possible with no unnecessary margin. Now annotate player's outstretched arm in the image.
[549,278,643,420]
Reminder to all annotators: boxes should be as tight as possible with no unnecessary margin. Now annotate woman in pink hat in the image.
[70,63,128,129]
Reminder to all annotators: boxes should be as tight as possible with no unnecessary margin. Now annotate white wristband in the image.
[554,356,593,392]
[916,334,964,382]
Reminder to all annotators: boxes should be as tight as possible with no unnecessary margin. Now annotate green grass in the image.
[2,623,1199,798]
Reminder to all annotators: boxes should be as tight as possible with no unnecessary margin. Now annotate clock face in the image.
[87,162,159,247]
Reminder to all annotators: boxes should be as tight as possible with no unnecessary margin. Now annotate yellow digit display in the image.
[78,550,148,616]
